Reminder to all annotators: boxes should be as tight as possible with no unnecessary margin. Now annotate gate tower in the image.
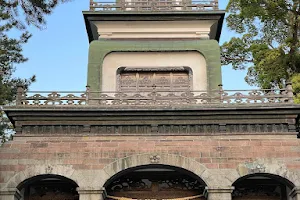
[1,1,300,200]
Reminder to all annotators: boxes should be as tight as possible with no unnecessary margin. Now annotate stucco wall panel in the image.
[102,51,207,91]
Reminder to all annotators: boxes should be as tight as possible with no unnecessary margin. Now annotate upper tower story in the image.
[84,0,224,42]
[83,0,225,92]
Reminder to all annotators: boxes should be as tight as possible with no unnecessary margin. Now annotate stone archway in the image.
[2,164,77,189]
[17,174,79,200]
[100,153,210,187]
[227,160,300,187]
[232,173,295,200]
[103,164,207,200]
[226,160,300,200]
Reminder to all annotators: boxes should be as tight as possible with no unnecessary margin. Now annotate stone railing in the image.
[15,84,294,107]
[89,0,218,11]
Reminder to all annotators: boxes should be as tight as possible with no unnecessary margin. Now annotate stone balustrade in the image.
[14,83,294,107]
[89,0,219,12]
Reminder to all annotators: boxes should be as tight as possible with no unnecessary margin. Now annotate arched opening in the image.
[104,164,206,200]
[17,174,79,200]
[232,173,295,200]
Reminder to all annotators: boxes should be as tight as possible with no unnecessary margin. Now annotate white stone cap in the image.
[76,187,106,194]
[94,20,216,39]
[204,186,235,196]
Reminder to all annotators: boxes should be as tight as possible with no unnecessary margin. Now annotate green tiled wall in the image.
[88,39,222,91]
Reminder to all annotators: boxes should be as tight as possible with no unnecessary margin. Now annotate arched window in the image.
[117,67,192,92]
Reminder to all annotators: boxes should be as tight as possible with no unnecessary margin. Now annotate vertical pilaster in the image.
[77,187,105,200]
[289,187,300,200]
[204,186,234,200]
[0,188,21,200]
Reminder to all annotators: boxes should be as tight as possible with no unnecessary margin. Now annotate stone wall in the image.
[1,134,300,189]
[2,105,300,199]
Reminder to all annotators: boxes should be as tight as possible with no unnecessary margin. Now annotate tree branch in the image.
[222,57,254,63]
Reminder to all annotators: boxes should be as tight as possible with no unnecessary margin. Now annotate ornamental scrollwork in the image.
[17,88,292,106]
[107,177,204,193]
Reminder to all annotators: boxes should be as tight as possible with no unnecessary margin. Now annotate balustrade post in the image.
[90,0,95,11]
[212,0,218,10]
[286,82,294,103]
[218,84,224,103]
[182,0,187,10]
[152,84,157,105]
[86,85,90,105]
[16,85,24,106]
[119,0,125,11]
[151,0,156,11]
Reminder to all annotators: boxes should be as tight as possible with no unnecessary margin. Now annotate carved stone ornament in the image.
[45,165,53,173]
[20,123,290,135]
[107,176,204,193]
[150,155,161,163]
[237,162,266,176]
[18,87,293,106]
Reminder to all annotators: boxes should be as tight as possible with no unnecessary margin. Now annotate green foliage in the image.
[221,0,300,93]
[0,0,70,143]
[292,74,300,103]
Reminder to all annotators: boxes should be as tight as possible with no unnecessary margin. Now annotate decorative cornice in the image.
[4,103,299,136]
[83,12,225,42]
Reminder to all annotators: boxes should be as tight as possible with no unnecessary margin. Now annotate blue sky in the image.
[13,0,253,91]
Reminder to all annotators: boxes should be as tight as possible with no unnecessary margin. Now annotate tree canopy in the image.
[0,0,70,143]
[221,0,300,100]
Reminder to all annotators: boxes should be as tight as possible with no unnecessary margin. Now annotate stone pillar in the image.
[0,188,21,200]
[289,187,300,200]
[204,186,234,200]
[77,187,105,200]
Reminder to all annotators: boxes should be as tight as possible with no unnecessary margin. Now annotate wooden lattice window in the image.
[117,67,192,92]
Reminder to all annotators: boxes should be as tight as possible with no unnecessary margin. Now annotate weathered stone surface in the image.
[1,134,300,190]
[289,187,300,200]
[77,187,104,200]
[0,188,21,200]
[4,105,300,136]
[204,187,234,200]
[1,105,300,200]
